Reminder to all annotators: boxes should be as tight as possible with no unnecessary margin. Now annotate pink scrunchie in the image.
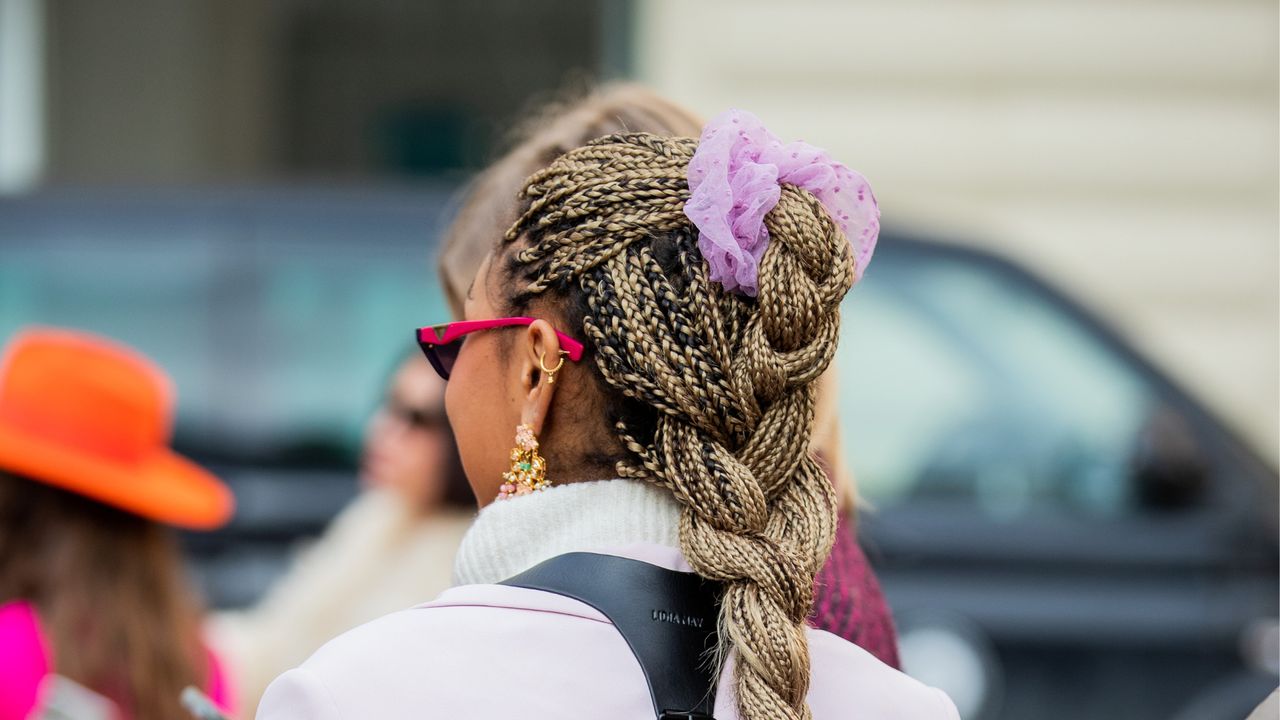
[683,109,880,296]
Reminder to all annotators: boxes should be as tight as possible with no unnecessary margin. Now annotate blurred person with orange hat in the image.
[437,83,900,667]
[0,327,236,720]
[210,353,474,717]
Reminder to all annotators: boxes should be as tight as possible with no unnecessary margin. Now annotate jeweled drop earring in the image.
[497,423,548,500]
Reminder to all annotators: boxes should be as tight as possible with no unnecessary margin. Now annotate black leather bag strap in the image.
[499,552,723,720]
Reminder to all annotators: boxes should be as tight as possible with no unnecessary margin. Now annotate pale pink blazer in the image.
[257,546,958,719]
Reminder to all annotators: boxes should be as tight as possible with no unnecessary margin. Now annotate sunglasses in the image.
[415,317,586,380]
[383,398,446,431]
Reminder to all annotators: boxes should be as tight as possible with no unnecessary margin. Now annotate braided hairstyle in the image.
[499,132,854,720]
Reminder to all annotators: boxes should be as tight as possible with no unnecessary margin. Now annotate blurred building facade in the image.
[10,0,620,183]
[635,0,1279,463]
[0,0,1276,462]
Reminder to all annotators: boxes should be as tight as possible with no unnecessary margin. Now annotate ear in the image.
[516,319,565,436]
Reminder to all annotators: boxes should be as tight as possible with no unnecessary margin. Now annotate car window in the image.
[0,198,450,462]
[836,249,1157,519]
[0,239,225,439]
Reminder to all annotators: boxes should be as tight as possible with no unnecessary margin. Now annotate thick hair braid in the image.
[503,133,854,720]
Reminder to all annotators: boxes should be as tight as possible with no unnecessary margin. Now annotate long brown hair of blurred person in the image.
[0,472,209,720]
[436,82,860,509]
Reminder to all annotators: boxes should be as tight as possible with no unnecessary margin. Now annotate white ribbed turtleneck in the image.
[452,479,683,586]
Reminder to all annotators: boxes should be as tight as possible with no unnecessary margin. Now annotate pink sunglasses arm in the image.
[551,333,586,361]
[418,318,585,361]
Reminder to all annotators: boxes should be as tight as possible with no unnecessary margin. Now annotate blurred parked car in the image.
[835,241,1278,720]
[1,189,1275,720]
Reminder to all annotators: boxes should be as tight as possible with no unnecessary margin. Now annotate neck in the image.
[452,479,682,586]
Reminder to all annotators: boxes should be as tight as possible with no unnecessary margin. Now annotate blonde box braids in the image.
[502,132,854,720]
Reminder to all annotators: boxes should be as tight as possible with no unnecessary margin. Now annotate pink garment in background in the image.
[0,602,48,720]
[0,600,235,719]
[810,514,901,669]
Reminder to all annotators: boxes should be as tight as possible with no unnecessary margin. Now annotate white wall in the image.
[635,0,1279,462]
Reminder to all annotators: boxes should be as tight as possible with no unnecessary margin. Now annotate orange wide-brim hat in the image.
[0,327,233,530]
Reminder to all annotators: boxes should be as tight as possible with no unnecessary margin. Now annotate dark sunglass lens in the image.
[404,408,440,429]
[418,342,450,380]
[420,339,462,380]
[384,398,442,430]
[435,340,462,378]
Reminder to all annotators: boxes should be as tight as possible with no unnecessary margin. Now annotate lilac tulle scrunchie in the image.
[683,109,880,297]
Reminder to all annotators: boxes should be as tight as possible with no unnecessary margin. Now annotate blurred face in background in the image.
[360,357,451,513]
